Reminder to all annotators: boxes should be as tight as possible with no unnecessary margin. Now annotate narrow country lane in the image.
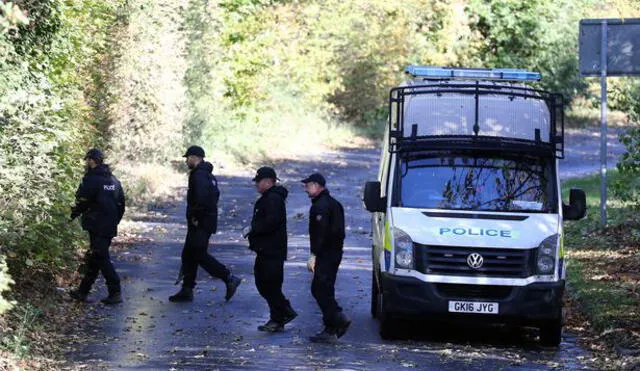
[66,128,622,370]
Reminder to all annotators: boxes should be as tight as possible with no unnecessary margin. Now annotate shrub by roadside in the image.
[0,1,127,368]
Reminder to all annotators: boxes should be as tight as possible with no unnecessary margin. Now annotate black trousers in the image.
[254,255,290,323]
[79,232,120,295]
[182,224,230,289]
[311,251,343,329]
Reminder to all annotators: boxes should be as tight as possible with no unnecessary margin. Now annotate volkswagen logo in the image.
[467,253,484,269]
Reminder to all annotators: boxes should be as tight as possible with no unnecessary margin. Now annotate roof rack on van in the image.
[405,66,541,82]
[390,66,564,158]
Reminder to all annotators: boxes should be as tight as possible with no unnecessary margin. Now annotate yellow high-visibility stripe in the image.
[384,219,392,252]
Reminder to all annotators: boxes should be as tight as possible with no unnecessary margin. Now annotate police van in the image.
[363,66,587,346]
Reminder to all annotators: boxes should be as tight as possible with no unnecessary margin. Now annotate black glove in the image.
[70,206,80,220]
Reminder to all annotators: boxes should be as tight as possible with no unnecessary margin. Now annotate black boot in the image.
[68,289,88,302]
[169,287,193,302]
[258,320,284,333]
[225,275,241,301]
[334,311,351,339]
[282,301,298,325]
[309,327,338,344]
[101,292,123,305]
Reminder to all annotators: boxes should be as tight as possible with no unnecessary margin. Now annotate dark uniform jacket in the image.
[71,165,126,238]
[186,161,220,233]
[309,190,345,257]
[249,185,288,260]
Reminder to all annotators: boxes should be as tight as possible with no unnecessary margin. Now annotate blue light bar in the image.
[405,66,541,82]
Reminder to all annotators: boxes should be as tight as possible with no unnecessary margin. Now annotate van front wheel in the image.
[376,291,397,339]
[379,315,396,339]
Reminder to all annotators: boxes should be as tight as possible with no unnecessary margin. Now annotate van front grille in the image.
[414,244,534,278]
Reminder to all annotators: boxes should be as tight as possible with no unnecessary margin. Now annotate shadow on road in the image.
[66,147,595,370]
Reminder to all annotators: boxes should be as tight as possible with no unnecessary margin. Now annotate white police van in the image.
[363,66,587,346]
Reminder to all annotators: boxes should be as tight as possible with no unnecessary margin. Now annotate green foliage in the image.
[607,80,640,206]
[614,126,640,205]
[218,0,456,126]
[0,0,125,267]
[0,256,14,314]
[104,0,186,164]
[93,0,640,172]
[0,303,40,358]
[0,1,29,33]
[183,0,218,146]
[464,0,589,99]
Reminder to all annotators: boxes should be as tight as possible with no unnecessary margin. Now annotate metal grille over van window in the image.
[414,244,535,278]
[388,81,565,158]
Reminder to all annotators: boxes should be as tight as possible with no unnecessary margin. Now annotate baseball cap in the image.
[84,148,104,162]
[301,173,326,187]
[183,145,205,158]
[252,167,279,182]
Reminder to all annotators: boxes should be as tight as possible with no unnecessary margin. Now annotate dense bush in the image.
[0,255,13,314]
[0,0,124,268]
[611,80,640,206]
[615,126,640,205]
[218,0,460,127]
[0,0,28,314]
[105,0,186,164]
[464,0,589,99]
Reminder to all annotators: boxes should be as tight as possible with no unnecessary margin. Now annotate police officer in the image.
[69,149,126,305]
[302,172,351,343]
[243,167,297,332]
[169,145,241,302]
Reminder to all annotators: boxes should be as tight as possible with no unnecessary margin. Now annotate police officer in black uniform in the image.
[169,145,241,302]
[243,167,297,332]
[302,172,351,343]
[69,149,126,305]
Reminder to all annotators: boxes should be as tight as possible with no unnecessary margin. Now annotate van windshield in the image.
[398,154,556,212]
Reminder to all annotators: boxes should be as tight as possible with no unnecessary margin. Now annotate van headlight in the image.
[393,227,413,269]
[536,234,558,275]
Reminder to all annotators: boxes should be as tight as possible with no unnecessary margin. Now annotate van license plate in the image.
[448,301,499,314]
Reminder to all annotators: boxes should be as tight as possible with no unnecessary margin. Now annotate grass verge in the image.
[563,170,640,369]
[0,263,84,370]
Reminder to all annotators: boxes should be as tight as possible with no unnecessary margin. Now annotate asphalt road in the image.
[66,128,623,370]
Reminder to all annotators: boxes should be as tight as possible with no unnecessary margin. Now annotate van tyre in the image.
[379,315,396,340]
[376,290,397,340]
[539,319,562,347]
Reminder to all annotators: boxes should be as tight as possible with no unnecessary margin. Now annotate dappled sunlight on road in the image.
[68,147,595,370]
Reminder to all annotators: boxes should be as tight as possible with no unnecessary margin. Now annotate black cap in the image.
[252,167,278,182]
[301,172,326,187]
[183,145,205,158]
[84,148,104,163]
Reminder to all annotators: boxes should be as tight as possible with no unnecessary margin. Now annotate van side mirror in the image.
[563,188,587,221]
[363,181,386,213]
